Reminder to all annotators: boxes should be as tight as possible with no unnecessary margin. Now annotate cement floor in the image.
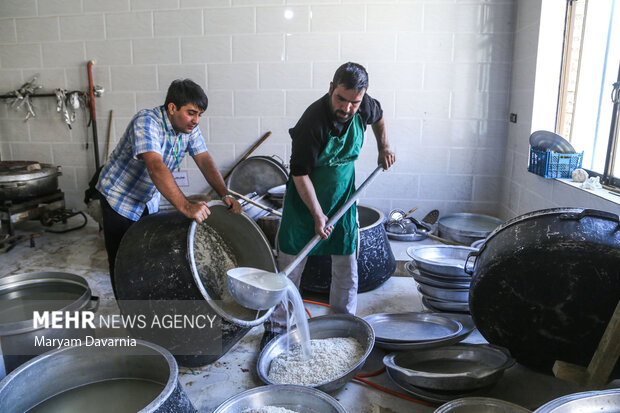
[0,217,613,412]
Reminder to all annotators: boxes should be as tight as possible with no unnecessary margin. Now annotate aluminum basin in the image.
[533,389,620,412]
[434,397,532,412]
[213,385,346,413]
[257,315,375,393]
[384,344,514,391]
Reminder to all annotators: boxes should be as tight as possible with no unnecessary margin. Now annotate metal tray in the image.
[417,283,469,303]
[423,297,470,313]
[435,397,532,413]
[407,262,471,289]
[363,313,463,343]
[407,246,477,277]
[387,229,428,241]
[372,313,475,351]
[383,344,515,391]
[385,368,491,404]
[533,389,620,413]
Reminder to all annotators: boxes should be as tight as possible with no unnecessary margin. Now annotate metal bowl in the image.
[406,262,471,289]
[435,397,532,412]
[407,246,477,277]
[383,344,515,391]
[533,389,620,413]
[417,283,470,303]
[438,214,503,245]
[227,268,287,310]
[257,315,375,393]
[422,297,470,313]
[212,384,346,413]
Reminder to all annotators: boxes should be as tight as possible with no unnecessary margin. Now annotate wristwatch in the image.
[221,194,235,201]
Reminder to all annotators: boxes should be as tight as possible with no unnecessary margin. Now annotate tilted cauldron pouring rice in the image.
[227,166,385,310]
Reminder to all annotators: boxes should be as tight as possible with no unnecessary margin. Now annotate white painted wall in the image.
[1,0,513,220]
[500,0,620,218]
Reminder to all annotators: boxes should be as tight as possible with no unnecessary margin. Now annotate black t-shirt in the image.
[288,92,383,176]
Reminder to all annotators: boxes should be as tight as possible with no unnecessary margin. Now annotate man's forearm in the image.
[371,117,389,151]
[194,152,230,198]
[292,175,323,218]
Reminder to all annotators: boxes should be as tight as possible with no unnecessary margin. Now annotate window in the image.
[557,0,620,189]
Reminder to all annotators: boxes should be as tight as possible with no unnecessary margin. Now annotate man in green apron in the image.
[261,62,396,348]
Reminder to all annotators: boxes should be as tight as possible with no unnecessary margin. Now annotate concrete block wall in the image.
[0,0,515,220]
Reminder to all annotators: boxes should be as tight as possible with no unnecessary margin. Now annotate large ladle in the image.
[227,166,384,310]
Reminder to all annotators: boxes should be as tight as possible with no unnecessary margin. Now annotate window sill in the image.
[554,178,620,206]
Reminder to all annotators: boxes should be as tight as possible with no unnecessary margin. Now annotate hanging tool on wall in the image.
[5,74,42,121]
[85,60,103,169]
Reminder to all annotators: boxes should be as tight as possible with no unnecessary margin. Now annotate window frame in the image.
[557,0,620,192]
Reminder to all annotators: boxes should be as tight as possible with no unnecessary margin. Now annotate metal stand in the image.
[0,191,65,236]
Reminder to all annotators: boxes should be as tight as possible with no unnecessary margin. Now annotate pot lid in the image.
[0,161,60,183]
[226,156,288,196]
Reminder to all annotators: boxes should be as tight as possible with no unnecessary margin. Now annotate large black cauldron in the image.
[300,205,395,294]
[467,208,620,372]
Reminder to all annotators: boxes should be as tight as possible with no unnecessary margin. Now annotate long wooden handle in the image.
[282,166,384,277]
[207,131,273,199]
[228,189,282,217]
[223,131,272,181]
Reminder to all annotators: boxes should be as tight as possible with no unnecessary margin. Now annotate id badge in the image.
[172,170,189,187]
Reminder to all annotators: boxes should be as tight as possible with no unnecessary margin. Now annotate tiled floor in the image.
[1,217,614,412]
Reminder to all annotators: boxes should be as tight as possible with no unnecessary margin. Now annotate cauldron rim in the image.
[358,204,385,231]
[0,339,187,412]
[187,201,275,327]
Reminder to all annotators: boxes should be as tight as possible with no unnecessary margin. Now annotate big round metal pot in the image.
[466,208,620,372]
[114,202,277,367]
[0,339,194,413]
[300,205,396,293]
[0,272,99,379]
[0,161,61,202]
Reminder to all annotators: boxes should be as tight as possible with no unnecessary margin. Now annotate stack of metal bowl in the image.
[407,246,477,313]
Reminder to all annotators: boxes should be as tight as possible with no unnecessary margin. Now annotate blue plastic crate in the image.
[528,147,583,178]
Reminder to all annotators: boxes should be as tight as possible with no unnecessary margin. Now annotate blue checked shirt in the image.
[96,105,208,221]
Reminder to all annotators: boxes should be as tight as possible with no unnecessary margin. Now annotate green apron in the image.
[278,113,365,256]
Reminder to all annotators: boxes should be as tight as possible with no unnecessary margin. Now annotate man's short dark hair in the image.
[332,62,369,91]
[164,79,208,111]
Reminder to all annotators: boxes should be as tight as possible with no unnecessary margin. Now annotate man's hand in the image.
[378,147,396,170]
[314,213,333,240]
[182,201,211,223]
[222,196,242,214]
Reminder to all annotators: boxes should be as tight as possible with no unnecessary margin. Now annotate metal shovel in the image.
[227,166,385,310]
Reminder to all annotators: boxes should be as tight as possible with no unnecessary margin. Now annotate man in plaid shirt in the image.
[96,79,241,295]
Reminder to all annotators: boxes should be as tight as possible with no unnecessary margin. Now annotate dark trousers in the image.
[99,194,148,297]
